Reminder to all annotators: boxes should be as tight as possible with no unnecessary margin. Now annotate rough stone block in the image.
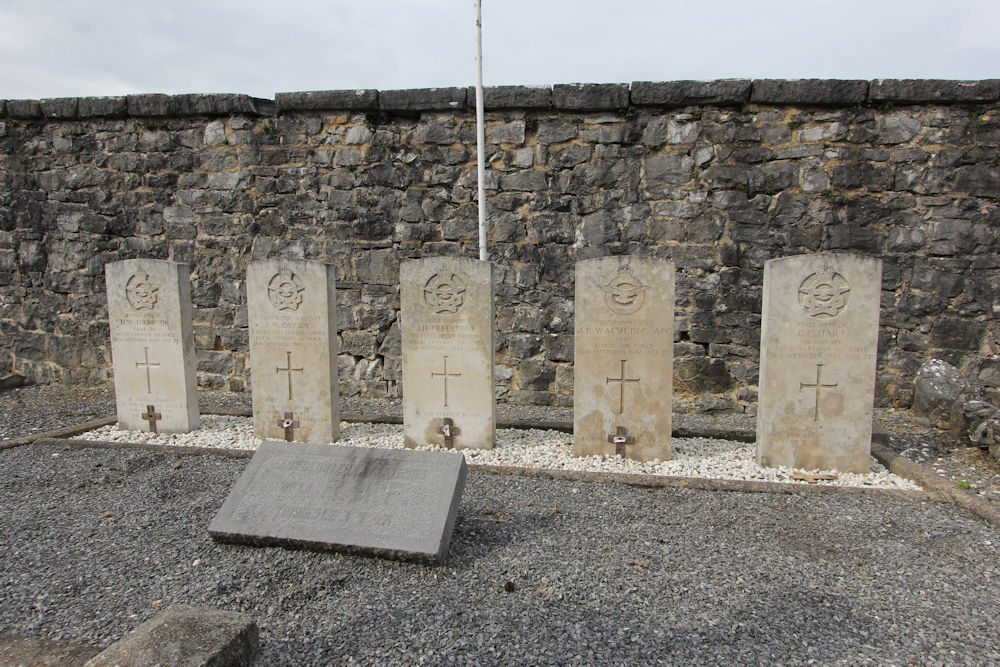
[39,98,79,119]
[209,440,467,565]
[552,83,630,110]
[85,604,259,667]
[380,87,468,112]
[275,89,379,111]
[751,79,868,105]
[869,79,1000,103]
[7,99,42,119]
[79,96,128,118]
[630,80,751,107]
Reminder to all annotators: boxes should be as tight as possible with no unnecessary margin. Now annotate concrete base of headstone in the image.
[84,604,259,667]
[573,256,675,462]
[209,441,467,565]
[756,253,882,473]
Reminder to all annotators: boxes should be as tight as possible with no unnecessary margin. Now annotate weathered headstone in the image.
[247,259,339,443]
[574,256,674,461]
[208,440,467,565]
[401,257,495,449]
[105,259,199,433]
[756,253,883,473]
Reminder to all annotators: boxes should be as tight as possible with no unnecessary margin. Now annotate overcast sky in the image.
[1,0,998,101]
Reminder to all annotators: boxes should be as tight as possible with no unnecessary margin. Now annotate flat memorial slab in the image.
[208,441,467,565]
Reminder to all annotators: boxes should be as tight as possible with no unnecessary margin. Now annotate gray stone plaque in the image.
[247,259,339,444]
[105,259,199,433]
[208,441,467,565]
[756,253,883,473]
[401,257,495,450]
[574,256,675,461]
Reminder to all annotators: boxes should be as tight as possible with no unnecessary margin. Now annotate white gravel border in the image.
[74,415,921,491]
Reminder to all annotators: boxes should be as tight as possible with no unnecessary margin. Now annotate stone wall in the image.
[1,79,999,413]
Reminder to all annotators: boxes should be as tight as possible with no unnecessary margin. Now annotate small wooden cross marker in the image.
[142,405,162,433]
[438,418,460,448]
[606,425,635,458]
[279,412,300,442]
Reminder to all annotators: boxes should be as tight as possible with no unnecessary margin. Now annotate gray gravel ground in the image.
[2,384,1000,664]
[2,441,1000,665]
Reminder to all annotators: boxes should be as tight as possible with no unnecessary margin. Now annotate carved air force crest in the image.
[268,269,305,311]
[596,265,648,315]
[798,262,850,318]
[424,272,466,315]
[125,272,159,311]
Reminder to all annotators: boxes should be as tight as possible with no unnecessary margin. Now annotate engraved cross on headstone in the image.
[800,363,839,422]
[606,425,635,458]
[606,359,640,415]
[135,347,160,394]
[437,417,461,448]
[141,404,162,433]
[276,351,304,401]
[431,356,462,408]
[279,411,300,441]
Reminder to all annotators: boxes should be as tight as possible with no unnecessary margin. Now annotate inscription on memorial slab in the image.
[105,259,199,433]
[247,260,339,444]
[401,257,495,450]
[208,441,467,565]
[574,257,674,462]
[756,253,883,473]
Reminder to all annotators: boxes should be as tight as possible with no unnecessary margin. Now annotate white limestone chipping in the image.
[75,417,920,490]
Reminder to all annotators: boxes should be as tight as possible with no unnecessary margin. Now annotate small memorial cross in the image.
[606,425,635,457]
[437,418,461,448]
[279,412,300,442]
[142,405,162,433]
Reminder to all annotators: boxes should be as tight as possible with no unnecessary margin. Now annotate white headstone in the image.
[401,257,495,450]
[574,256,674,461]
[756,253,883,473]
[105,259,199,433]
[247,259,339,444]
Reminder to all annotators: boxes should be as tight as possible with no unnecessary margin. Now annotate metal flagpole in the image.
[474,0,488,262]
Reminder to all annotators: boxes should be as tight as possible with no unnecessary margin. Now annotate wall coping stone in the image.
[869,79,1000,103]
[631,79,752,107]
[379,87,468,112]
[39,97,80,119]
[79,96,128,117]
[552,83,630,110]
[751,79,869,105]
[467,85,552,109]
[275,89,379,111]
[6,99,42,119]
[4,80,1000,122]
